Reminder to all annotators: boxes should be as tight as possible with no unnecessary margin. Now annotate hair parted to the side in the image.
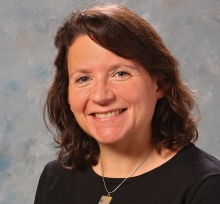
[44,4,199,169]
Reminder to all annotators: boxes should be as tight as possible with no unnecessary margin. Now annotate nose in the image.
[90,80,115,105]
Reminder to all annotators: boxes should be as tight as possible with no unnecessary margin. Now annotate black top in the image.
[34,143,220,204]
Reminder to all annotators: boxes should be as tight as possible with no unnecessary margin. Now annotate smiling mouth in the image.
[92,109,126,119]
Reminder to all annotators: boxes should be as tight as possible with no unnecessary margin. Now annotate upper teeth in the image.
[94,109,123,118]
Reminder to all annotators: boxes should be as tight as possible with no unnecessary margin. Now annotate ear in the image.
[155,78,165,99]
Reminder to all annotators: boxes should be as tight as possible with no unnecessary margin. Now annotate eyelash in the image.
[74,71,130,84]
[75,76,90,83]
[114,71,130,78]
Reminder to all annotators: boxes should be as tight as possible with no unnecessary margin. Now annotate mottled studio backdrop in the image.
[0,0,220,203]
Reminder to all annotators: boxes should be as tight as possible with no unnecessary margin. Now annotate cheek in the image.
[68,88,89,113]
[133,85,158,109]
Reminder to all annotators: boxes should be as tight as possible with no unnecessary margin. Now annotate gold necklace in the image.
[98,149,152,204]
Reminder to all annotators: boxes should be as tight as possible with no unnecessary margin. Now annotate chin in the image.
[92,133,130,146]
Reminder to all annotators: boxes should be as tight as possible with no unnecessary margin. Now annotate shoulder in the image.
[180,143,220,174]
[34,160,61,204]
[43,159,62,175]
[36,159,64,193]
[164,143,220,203]
[180,144,220,203]
[41,159,89,183]
[34,159,90,204]
[165,143,220,189]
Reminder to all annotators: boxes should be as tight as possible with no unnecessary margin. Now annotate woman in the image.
[34,4,220,204]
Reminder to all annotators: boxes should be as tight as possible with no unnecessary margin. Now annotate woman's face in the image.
[67,35,164,145]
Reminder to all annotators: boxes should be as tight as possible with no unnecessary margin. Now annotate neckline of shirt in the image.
[88,143,193,184]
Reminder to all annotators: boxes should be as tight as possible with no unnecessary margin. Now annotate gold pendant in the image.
[98,195,112,204]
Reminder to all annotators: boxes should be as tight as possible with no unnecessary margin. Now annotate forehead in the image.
[67,35,134,70]
[66,35,152,80]
[68,35,106,61]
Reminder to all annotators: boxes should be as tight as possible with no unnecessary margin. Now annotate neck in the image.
[93,139,154,178]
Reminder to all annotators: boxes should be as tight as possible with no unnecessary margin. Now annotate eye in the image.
[75,76,90,84]
[114,71,130,78]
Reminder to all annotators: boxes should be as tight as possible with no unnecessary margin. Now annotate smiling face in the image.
[67,35,164,146]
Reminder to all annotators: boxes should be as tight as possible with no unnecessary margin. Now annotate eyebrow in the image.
[109,63,137,70]
[69,63,138,78]
[69,68,91,79]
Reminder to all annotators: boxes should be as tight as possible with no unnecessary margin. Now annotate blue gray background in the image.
[0,0,219,203]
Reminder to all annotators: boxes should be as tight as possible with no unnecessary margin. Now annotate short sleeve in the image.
[190,175,220,204]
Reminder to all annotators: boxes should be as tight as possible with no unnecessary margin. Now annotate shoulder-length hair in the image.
[44,4,199,169]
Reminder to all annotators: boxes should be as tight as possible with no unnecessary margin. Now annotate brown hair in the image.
[44,4,199,169]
